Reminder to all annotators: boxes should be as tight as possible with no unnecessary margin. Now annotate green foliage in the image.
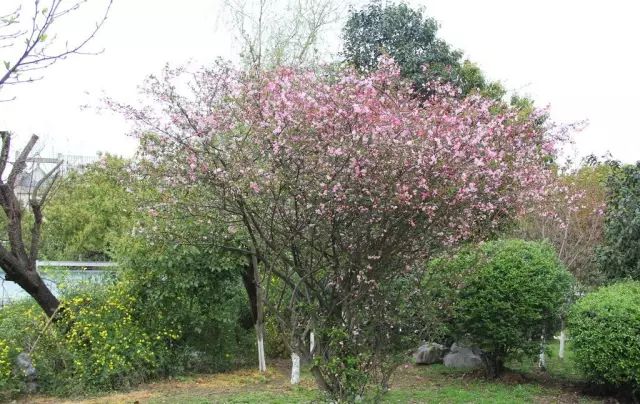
[342,2,501,98]
[41,155,134,261]
[1,154,255,395]
[316,327,372,401]
[597,162,640,280]
[343,2,459,87]
[117,241,254,374]
[568,281,640,397]
[113,183,255,374]
[416,251,482,346]
[444,239,573,376]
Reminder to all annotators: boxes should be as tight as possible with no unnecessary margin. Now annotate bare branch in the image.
[30,159,62,205]
[0,0,113,93]
[7,134,38,187]
[0,130,11,178]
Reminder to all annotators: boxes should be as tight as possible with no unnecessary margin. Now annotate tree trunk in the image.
[241,264,258,325]
[310,331,315,355]
[290,352,300,384]
[538,330,547,370]
[241,253,267,373]
[482,354,504,378]
[252,252,267,373]
[256,322,267,372]
[558,329,566,360]
[0,133,63,319]
[4,267,59,317]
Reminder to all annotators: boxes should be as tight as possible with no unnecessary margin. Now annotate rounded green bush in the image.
[447,239,573,376]
[568,281,640,395]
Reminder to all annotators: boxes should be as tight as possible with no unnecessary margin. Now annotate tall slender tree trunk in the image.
[241,253,267,373]
[252,252,266,372]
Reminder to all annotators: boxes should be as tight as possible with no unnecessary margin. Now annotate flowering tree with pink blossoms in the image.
[114,58,562,400]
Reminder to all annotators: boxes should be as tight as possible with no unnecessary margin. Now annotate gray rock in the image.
[443,343,483,369]
[414,342,446,365]
[16,352,37,393]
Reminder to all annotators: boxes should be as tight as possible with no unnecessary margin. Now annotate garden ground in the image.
[19,343,614,404]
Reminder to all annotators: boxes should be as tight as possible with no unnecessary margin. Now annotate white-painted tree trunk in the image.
[256,324,267,372]
[290,352,300,384]
[252,251,267,373]
[310,332,315,355]
[558,329,566,360]
[538,332,546,369]
[538,349,546,369]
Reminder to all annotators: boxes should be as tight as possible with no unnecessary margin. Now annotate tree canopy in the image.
[40,155,134,261]
[342,2,503,98]
[597,162,640,280]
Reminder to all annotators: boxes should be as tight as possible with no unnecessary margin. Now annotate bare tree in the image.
[0,0,113,98]
[0,0,112,318]
[223,0,341,71]
[0,132,61,317]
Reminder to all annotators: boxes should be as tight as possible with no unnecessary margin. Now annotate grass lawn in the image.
[20,342,608,403]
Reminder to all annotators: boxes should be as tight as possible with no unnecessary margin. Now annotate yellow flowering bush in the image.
[0,338,17,401]
[0,339,12,384]
[0,282,183,396]
[52,285,176,390]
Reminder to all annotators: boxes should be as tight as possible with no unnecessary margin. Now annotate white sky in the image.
[0,0,638,162]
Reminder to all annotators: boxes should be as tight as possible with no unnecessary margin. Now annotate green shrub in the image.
[446,239,573,377]
[568,281,640,398]
[116,240,256,375]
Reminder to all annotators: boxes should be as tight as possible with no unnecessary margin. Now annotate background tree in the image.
[223,0,340,70]
[515,160,609,287]
[597,161,640,280]
[40,155,134,261]
[342,2,502,98]
[0,0,112,318]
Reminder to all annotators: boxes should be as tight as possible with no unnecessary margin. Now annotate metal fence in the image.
[0,261,117,307]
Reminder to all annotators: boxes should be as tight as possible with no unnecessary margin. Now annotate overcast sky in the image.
[0,0,638,162]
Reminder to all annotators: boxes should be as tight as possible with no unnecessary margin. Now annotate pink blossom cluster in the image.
[119,57,563,278]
